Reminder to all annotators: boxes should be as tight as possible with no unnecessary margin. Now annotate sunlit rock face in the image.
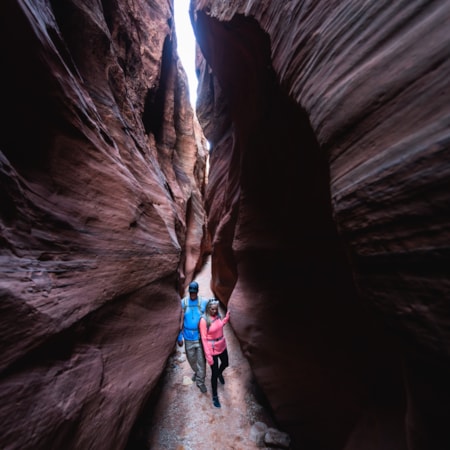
[0,1,207,448]
[193,1,450,449]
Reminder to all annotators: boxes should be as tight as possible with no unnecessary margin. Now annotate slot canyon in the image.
[1,1,449,449]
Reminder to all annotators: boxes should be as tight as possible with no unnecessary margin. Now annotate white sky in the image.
[174,0,198,107]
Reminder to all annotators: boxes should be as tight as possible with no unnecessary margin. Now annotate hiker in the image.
[177,281,209,393]
[199,298,230,408]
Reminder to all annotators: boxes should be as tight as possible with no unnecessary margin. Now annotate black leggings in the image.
[210,348,229,397]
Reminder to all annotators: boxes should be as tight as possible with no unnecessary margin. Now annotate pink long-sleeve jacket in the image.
[199,310,230,366]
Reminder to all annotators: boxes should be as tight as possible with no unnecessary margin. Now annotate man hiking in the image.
[178,281,208,393]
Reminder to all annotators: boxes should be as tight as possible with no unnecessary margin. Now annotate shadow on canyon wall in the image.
[1,1,449,450]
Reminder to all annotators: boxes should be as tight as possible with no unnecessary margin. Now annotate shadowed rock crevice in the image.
[0,10,66,173]
[143,36,172,140]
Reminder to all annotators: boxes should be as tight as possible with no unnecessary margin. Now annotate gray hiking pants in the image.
[185,339,206,386]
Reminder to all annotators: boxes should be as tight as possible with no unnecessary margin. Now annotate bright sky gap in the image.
[174,0,198,108]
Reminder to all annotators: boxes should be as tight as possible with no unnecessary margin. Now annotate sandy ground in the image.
[144,258,276,450]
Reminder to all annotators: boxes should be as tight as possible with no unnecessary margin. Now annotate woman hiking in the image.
[199,298,231,408]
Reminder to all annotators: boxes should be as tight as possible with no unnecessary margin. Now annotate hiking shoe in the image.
[218,374,225,385]
[198,384,207,393]
[191,373,196,381]
[213,396,221,408]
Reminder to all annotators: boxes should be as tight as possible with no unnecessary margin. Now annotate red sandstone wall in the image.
[0,1,208,448]
[193,1,450,449]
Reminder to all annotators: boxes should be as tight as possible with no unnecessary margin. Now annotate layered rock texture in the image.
[1,1,208,449]
[1,0,450,450]
[193,1,450,449]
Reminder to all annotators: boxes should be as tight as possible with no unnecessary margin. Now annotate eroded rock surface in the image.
[2,0,450,449]
[193,1,450,449]
[0,1,207,449]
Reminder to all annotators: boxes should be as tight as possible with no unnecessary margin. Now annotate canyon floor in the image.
[142,258,278,450]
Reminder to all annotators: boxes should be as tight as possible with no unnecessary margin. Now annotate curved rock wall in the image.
[193,1,450,449]
[0,1,207,448]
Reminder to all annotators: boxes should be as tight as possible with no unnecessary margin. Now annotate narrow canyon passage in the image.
[1,2,448,450]
[128,257,279,450]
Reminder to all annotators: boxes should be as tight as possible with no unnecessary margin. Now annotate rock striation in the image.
[193,1,450,449]
[1,0,450,449]
[0,1,208,449]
